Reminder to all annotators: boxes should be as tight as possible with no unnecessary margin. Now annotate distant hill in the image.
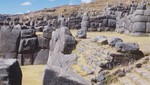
[0,0,149,19]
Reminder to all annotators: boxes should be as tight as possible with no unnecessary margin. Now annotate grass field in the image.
[21,65,46,85]
[22,30,150,85]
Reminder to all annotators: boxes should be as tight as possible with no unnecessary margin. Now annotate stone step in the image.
[126,73,150,85]
[118,76,136,85]
[133,68,150,81]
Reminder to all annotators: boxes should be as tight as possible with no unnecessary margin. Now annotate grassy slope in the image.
[21,65,46,85]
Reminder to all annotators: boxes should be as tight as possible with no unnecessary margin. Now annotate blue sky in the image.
[0,0,93,14]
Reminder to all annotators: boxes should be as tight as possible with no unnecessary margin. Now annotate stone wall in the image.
[0,24,53,65]
[116,9,150,36]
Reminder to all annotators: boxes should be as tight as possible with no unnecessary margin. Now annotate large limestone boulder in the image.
[81,12,89,29]
[43,66,90,85]
[76,28,87,39]
[21,27,36,38]
[18,37,38,54]
[18,26,38,65]
[34,49,49,65]
[17,54,34,65]
[115,42,139,52]
[108,37,123,46]
[43,25,54,39]
[0,25,21,58]
[44,51,90,85]
[43,26,89,85]
[76,12,89,39]
[0,59,22,85]
[50,27,76,54]
[38,36,49,49]
[91,36,108,45]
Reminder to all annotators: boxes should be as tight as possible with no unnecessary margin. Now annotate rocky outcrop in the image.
[18,26,38,65]
[0,25,21,58]
[43,65,89,85]
[73,35,145,84]
[76,12,88,39]
[108,37,123,46]
[0,59,22,85]
[43,26,89,85]
[115,42,139,52]
[76,28,87,39]
[110,56,150,85]
[0,22,53,65]
[49,27,76,54]
[34,23,54,65]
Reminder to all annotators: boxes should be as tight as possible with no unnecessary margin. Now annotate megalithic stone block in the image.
[0,59,22,85]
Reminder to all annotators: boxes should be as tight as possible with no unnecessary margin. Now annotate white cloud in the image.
[27,10,30,13]
[21,2,32,6]
[48,0,55,1]
[69,0,74,5]
[69,2,73,5]
[69,0,77,5]
[17,12,23,14]
[81,0,93,3]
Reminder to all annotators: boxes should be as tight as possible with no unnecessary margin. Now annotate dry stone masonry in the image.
[0,0,149,36]
[0,0,148,85]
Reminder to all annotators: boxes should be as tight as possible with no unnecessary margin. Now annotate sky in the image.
[0,0,93,14]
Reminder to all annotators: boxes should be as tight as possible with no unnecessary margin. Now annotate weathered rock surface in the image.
[76,28,87,39]
[108,37,123,46]
[18,37,38,54]
[115,42,139,52]
[43,26,53,39]
[34,49,49,65]
[0,59,22,85]
[91,36,108,45]
[116,2,150,36]
[43,26,89,85]
[43,66,90,85]
[38,36,49,49]
[50,27,76,54]
[0,25,21,58]
[76,12,89,39]
[21,28,36,38]
[73,36,144,84]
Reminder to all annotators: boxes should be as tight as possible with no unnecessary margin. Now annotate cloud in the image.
[48,0,55,1]
[27,10,30,13]
[69,0,74,5]
[69,2,73,5]
[81,0,93,3]
[69,0,77,5]
[21,2,32,6]
[16,12,23,14]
